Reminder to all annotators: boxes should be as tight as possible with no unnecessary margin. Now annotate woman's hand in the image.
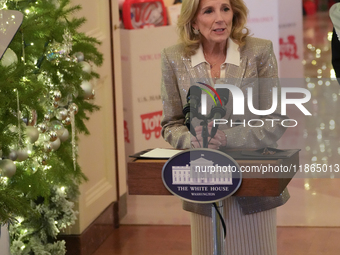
[190,121,227,149]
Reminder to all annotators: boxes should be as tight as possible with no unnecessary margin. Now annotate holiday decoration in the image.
[25,126,39,143]
[80,61,92,73]
[0,159,16,178]
[0,0,103,254]
[16,148,28,162]
[8,151,18,161]
[74,52,85,62]
[0,48,18,67]
[80,80,94,99]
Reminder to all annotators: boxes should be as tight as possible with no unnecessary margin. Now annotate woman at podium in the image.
[160,0,289,254]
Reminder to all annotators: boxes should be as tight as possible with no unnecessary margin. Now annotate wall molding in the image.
[85,179,114,207]
[58,202,119,255]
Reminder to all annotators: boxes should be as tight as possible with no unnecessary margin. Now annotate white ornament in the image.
[0,48,18,67]
[0,159,16,178]
[16,148,29,162]
[59,128,69,142]
[80,81,94,99]
[80,61,91,73]
[9,150,18,161]
[50,137,61,151]
[25,126,40,143]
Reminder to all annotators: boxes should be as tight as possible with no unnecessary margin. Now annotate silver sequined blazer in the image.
[160,36,289,216]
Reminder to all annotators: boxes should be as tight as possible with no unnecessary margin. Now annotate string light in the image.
[304,183,310,191]
[327,32,333,41]
[2,177,8,185]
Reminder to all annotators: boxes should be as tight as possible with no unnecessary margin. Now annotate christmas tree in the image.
[0,0,103,253]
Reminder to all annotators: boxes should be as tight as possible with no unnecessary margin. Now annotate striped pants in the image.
[190,197,277,255]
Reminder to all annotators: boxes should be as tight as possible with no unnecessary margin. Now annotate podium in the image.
[127,149,299,197]
[127,149,299,255]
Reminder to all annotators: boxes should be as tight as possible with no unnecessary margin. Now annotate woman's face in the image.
[193,0,233,46]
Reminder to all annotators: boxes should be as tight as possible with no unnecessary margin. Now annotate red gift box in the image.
[123,0,168,29]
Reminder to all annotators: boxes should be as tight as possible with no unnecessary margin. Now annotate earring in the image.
[193,28,200,35]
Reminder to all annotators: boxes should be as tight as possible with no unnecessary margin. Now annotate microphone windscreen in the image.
[216,88,229,105]
[187,85,202,102]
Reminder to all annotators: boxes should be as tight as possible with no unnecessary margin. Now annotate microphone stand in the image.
[185,85,229,255]
[200,119,209,149]
[193,109,226,255]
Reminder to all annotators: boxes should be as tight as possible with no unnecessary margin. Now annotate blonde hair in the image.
[177,0,249,56]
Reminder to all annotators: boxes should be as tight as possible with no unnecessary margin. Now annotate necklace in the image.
[203,51,225,69]
[203,51,224,78]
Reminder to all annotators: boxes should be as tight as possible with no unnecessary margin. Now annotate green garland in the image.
[0,0,103,253]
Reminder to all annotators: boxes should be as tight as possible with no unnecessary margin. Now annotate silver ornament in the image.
[50,137,61,151]
[44,142,52,153]
[41,154,49,165]
[74,52,84,62]
[59,128,69,142]
[0,159,17,178]
[55,108,68,120]
[44,114,51,121]
[49,120,64,134]
[49,131,58,142]
[58,95,69,107]
[80,81,94,99]
[53,90,62,101]
[89,89,95,100]
[16,148,29,162]
[25,126,40,143]
[62,117,71,126]
[69,103,78,115]
[38,123,48,133]
[9,150,18,161]
[53,101,59,108]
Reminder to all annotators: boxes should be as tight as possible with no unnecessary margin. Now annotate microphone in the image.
[182,86,202,136]
[210,88,229,138]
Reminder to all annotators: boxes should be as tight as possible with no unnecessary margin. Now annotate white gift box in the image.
[120,26,179,159]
